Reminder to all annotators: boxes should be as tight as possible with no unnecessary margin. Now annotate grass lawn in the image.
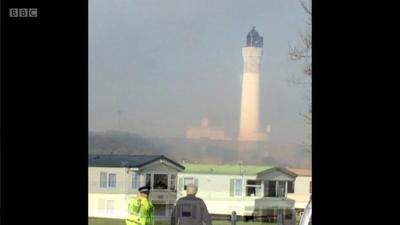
[89,217,279,225]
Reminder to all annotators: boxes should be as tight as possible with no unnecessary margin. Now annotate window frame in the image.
[234,179,243,197]
[145,173,152,188]
[245,179,262,197]
[266,180,277,197]
[108,173,117,188]
[264,180,292,197]
[132,173,140,190]
[100,172,108,188]
[140,171,178,191]
[99,172,117,189]
[152,173,169,190]
[276,181,286,197]
[169,174,176,191]
[287,181,295,194]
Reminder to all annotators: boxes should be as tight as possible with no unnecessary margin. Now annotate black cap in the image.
[138,186,151,193]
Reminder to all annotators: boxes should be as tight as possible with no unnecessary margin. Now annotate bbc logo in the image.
[9,8,38,17]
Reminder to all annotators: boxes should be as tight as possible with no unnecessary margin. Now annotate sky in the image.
[89,0,311,149]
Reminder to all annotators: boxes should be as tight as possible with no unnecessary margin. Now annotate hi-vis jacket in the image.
[126,196,155,225]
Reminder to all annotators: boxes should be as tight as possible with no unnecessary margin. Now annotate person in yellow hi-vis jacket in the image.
[126,186,155,225]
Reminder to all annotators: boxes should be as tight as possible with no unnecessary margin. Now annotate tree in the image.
[289,0,312,152]
[290,0,312,78]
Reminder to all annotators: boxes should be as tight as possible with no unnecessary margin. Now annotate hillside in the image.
[89,131,310,168]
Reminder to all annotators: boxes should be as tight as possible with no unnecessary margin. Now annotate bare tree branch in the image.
[301,0,312,16]
[288,0,312,151]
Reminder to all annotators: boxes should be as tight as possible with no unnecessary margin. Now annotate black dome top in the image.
[246,26,263,48]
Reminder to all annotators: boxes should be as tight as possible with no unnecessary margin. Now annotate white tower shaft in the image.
[239,47,266,141]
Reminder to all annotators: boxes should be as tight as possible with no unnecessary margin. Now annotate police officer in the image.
[171,183,212,225]
[126,186,155,225]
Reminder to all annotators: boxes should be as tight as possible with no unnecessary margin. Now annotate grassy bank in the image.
[89,217,278,225]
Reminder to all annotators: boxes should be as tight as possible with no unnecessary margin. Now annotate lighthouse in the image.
[238,27,267,142]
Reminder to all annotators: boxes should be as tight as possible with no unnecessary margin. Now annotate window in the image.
[139,173,176,191]
[267,181,276,197]
[265,181,287,197]
[100,172,116,188]
[170,174,176,191]
[145,174,151,187]
[108,173,116,188]
[132,173,140,189]
[246,180,262,197]
[287,181,294,193]
[153,174,168,190]
[100,172,107,188]
[277,181,286,197]
[234,179,243,196]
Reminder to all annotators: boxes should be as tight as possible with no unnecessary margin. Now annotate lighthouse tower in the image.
[238,27,267,142]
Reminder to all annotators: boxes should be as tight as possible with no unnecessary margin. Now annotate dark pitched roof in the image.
[88,154,185,170]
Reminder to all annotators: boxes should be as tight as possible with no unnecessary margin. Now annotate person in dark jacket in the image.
[170,183,212,225]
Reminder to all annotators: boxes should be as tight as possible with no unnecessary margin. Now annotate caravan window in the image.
[138,173,176,190]
[234,179,243,196]
[99,172,116,188]
[153,174,168,190]
[287,181,294,193]
[267,181,277,197]
[277,181,286,197]
[170,174,176,191]
[246,180,262,197]
[145,174,151,187]
[132,173,140,189]
[108,173,116,188]
[265,181,288,197]
[100,172,107,188]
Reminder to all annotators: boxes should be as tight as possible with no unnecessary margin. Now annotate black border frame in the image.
[1,0,370,224]
[1,0,88,224]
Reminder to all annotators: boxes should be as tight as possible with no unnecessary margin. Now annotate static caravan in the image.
[88,154,184,219]
[287,168,312,217]
[177,163,297,222]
